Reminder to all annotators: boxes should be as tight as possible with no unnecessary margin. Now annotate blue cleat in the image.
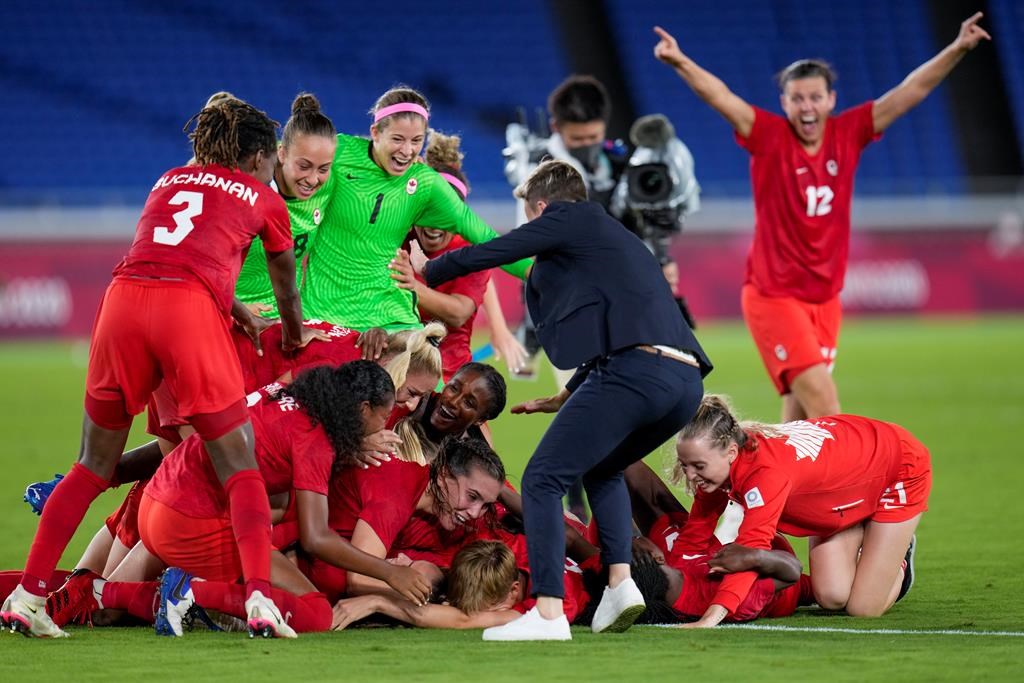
[155,568,218,636]
[24,474,64,515]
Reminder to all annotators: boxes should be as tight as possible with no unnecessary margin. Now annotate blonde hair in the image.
[383,322,445,392]
[513,159,587,207]
[447,541,518,614]
[391,418,439,465]
[670,394,782,487]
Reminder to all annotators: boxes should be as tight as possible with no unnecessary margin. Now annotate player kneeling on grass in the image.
[672,395,929,627]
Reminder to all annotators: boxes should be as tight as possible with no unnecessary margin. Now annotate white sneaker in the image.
[591,578,645,633]
[1,584,68,638]
[245,590,297,639]
[482,607,571,641]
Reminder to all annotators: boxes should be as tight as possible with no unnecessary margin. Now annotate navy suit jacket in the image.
[425,201,712,386]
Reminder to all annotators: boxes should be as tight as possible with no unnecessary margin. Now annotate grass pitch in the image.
[1,316,1022,681]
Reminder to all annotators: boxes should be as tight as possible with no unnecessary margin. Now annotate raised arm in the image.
[653,26,755,137]
[872,12,991,134]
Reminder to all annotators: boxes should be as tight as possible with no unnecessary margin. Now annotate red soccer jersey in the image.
[327,458,430,554]
[738,103,879,302]
[114,164,292,314]
[233,320,362,392]
[676,415,916,614]
[515,556,591,624]
[411,235,489,381]
[145,397,333,519]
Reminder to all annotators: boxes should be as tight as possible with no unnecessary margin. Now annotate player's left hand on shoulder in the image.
[355,327,389,359]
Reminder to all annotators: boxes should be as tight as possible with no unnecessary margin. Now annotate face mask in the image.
[567,142,603,172]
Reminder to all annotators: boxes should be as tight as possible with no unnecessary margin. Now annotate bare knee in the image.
[812,579,852,611]
[845,598,890,618]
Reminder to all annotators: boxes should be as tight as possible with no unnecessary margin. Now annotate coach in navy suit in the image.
[423,160,710,641]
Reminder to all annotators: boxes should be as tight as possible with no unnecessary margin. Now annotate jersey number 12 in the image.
[805,185,834,217]
[153,191,204,246]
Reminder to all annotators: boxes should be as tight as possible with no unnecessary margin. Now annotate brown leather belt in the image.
[635,344,700,369]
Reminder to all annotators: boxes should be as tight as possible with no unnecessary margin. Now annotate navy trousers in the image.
[521,348,704,597]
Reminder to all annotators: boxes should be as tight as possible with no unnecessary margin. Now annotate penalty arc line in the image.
[646,624,1024,637]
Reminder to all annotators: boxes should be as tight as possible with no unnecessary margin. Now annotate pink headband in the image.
[439,172,469,198]
[373,102,429,123]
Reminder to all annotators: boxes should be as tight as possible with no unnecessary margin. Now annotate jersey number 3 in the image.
[154,191,204,246]
[805,185,834,217]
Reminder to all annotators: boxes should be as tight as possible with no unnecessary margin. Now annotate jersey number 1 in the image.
[153,191,204,246]
[805,185,834,217]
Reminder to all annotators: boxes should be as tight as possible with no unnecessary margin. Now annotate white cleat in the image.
[245,590,297,639]
[1,584,69,638]
[591,578,646,634]
[482,607,571,641]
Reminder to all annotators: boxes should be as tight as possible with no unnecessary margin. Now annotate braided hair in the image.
[187,99,278,169]
[282,360,394,473]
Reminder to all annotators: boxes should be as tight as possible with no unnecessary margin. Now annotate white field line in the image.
[644,624,1024,637]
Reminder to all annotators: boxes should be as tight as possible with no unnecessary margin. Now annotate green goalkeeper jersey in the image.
[234,172,335,316]
[302,134,530,329]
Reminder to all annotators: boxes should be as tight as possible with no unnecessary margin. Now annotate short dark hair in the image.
[513,160,588,206]
[548,75,611,124]
[775,59,837,92]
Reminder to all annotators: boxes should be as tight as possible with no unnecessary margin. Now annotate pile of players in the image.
[0,12,990,640]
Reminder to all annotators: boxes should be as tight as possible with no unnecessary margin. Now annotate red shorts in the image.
[138,493,242,583]
[871,425,931,523]
[103,479,148,548]
[741,284,842,395]
[85,277,248,441]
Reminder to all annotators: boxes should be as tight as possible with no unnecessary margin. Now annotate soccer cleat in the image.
[1,584,68,638]
[482,606,571,641]
[24,474,64,515]
[155,567,217,637]
[591,578,646,634]
[895,534,916,603]
[46,568,102,627]
[245,590,297,639]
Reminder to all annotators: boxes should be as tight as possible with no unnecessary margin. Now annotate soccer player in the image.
[48,362,433,635]
[1,100,328,638]
[309,436,506,603]
[235,92,337,318]
[672,395,930,627]
[391,131,490,381]
[652,14,991,421]
[301,86,531,331]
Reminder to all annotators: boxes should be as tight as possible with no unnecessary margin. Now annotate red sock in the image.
[22,463,110,596]
[101,581,158,622]
[0,569,72,601]
[223,469,272,598]
[191,583,332,633]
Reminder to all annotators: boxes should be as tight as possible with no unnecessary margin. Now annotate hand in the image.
[282,324,332,353]
[677,618,719,629]
[245,302,275,318]
[386,564,433,606]
[490,326,529,374]
[511,388,570,414]
[632,536,666,565]
[354,327,389,360]
[653,26,685,68]
[348,450,392,469]
[331,595,380,630]
[953,12,991,52]
[408,241,428,275]
[389,248,422,292]
[675,604,728,629]
[358,429,402,466]
[235,308,276,358]
[709,543,762,574]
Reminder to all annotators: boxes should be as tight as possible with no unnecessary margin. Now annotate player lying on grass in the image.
[45,362,432,637]
[672,395,929,627]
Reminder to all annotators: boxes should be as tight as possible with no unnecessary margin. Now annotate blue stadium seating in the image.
[0,1,1012,202]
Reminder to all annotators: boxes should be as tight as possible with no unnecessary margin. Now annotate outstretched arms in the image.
[653,26,755,137]
[873,12,991,133]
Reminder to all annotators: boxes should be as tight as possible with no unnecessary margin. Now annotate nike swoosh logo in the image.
[681,554,706,560]
[26,604,38,614]
[883,503,904,510]
[171,573,189,601]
